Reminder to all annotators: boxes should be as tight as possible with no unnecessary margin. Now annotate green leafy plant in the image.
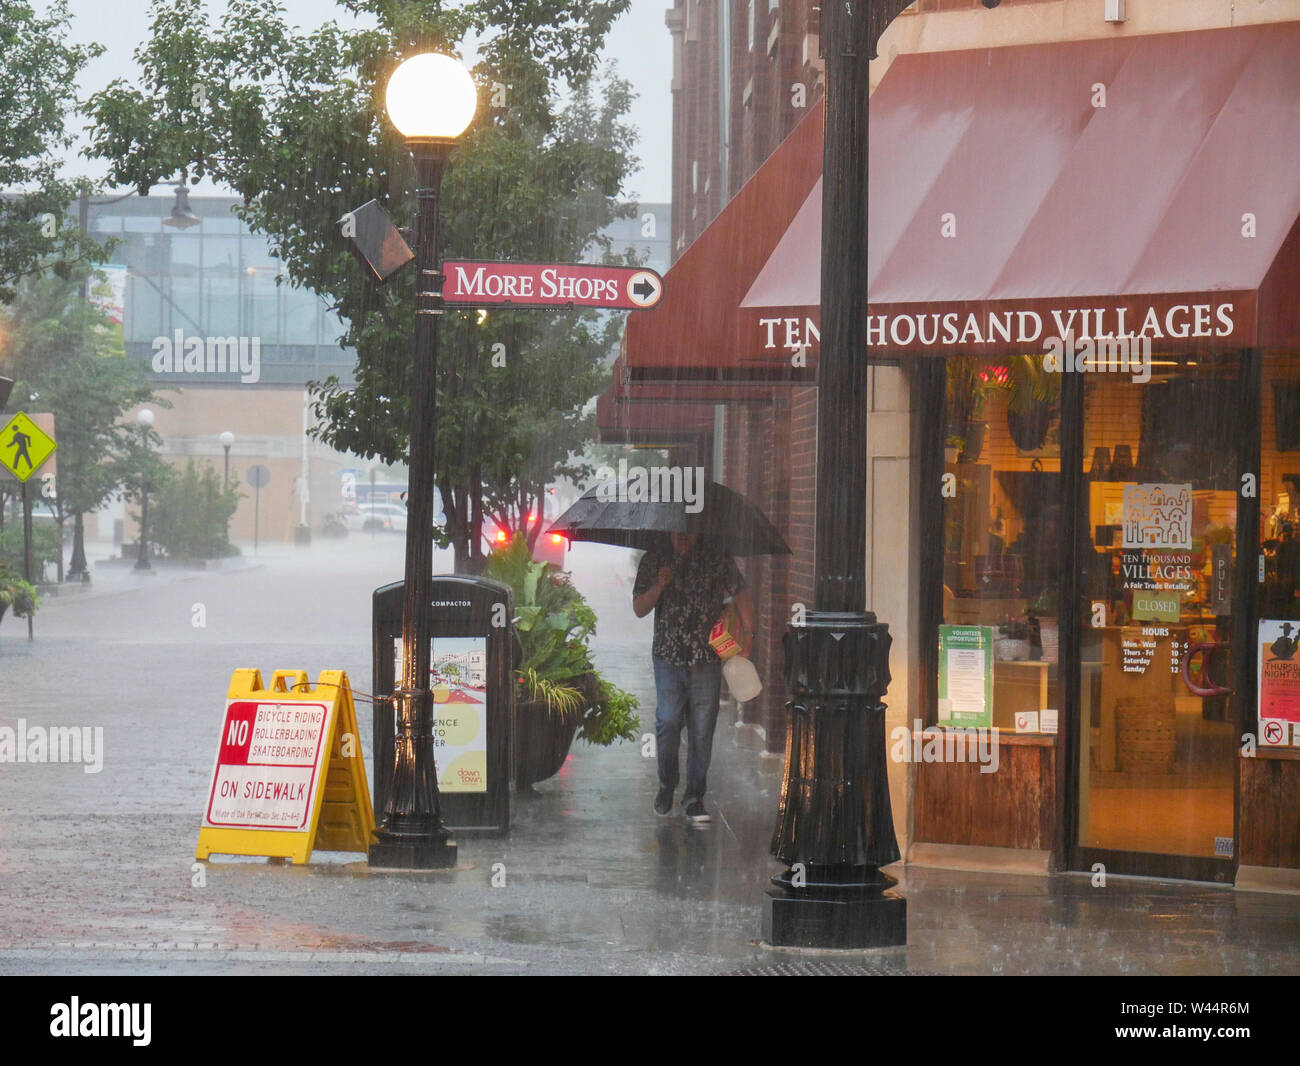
[0,564,39,619]
[146,459,241,560]
[583,679,639,746]
[520,667,585,716]
[0,518,61,578]
[483,535,639,745]
[1028,586,1059,619]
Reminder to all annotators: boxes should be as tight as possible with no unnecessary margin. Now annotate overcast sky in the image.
[47,0,673,204]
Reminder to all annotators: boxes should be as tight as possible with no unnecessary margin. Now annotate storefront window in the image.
[939,356,1062,732]
[1075,353,1240,860]
[1258,351,1300,751]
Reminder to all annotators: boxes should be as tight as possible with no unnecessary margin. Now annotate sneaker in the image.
[683,800,712,824]
[653,787,673,816]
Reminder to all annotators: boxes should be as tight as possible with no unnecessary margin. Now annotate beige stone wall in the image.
[866,364,916,856]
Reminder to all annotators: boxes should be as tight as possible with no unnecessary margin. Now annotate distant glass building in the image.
[91,194,669,386]
[88,193,355,387]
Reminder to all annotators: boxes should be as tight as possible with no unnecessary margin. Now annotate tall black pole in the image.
[763,0,915,950]
[67,193,91,583]
[134,442,152,573]
[22,478,34,641]
[369,136,457,869]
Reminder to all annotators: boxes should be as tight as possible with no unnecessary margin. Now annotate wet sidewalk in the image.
[4,711,1299,975]
[2,539,1298,975]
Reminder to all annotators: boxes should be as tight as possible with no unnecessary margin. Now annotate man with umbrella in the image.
[633,531,754,823]
[548,475,787,822]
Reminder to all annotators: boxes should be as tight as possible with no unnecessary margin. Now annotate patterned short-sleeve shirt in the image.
[634,536,745,667]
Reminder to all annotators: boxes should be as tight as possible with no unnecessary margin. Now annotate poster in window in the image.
[938,625,993,728]
[1258,620,1300,748]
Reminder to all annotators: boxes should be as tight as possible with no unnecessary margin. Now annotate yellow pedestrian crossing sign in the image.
[0,411,57,482]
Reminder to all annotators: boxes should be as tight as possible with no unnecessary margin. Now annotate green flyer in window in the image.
[938,625,994,728]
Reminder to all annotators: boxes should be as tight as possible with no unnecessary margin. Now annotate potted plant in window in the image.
[946,360,1001,462]
[1003,355,1061,453]
[482,536,640,788]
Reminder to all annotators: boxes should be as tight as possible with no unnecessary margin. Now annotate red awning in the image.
[629,22,1300,375]
[621,99,824,385]
[594,383,715,448]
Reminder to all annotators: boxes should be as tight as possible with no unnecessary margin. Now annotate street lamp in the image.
[219,431,234,487]
[219,430,235,547]
[368,52,477,870]
[134,408,155,573]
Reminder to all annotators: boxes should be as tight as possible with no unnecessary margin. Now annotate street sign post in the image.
[0,411,57,483]
[1,412,58,643]
[442,260,663,311]
[247,464,270,553]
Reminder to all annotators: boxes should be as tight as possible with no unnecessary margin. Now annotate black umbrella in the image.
[547,477,790,557]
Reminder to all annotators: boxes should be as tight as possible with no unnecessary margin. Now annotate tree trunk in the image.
[68,510,89,579]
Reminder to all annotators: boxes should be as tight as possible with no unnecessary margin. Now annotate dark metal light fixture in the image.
[163,184,202,230]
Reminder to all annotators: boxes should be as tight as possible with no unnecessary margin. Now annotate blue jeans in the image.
[653,657,723,806]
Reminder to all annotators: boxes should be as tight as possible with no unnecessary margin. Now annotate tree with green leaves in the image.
[148,458,240,560]
[86,0,639,570]
[0,0,104,300]
[1,265,162,579]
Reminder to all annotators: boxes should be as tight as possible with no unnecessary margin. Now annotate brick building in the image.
[608,0,1300,888]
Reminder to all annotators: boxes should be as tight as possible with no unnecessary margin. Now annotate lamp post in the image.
[134,408,155,573]
[219,430,235,546]
[219,430,234,488]
[763,0,999,950]
[368,52,477,870]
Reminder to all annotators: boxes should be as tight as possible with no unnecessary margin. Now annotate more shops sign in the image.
[442,260,663,311]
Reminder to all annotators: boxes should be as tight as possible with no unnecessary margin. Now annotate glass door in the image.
[1073,353,1245,879]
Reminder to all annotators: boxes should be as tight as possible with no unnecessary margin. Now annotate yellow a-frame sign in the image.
[196,669,375,864]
